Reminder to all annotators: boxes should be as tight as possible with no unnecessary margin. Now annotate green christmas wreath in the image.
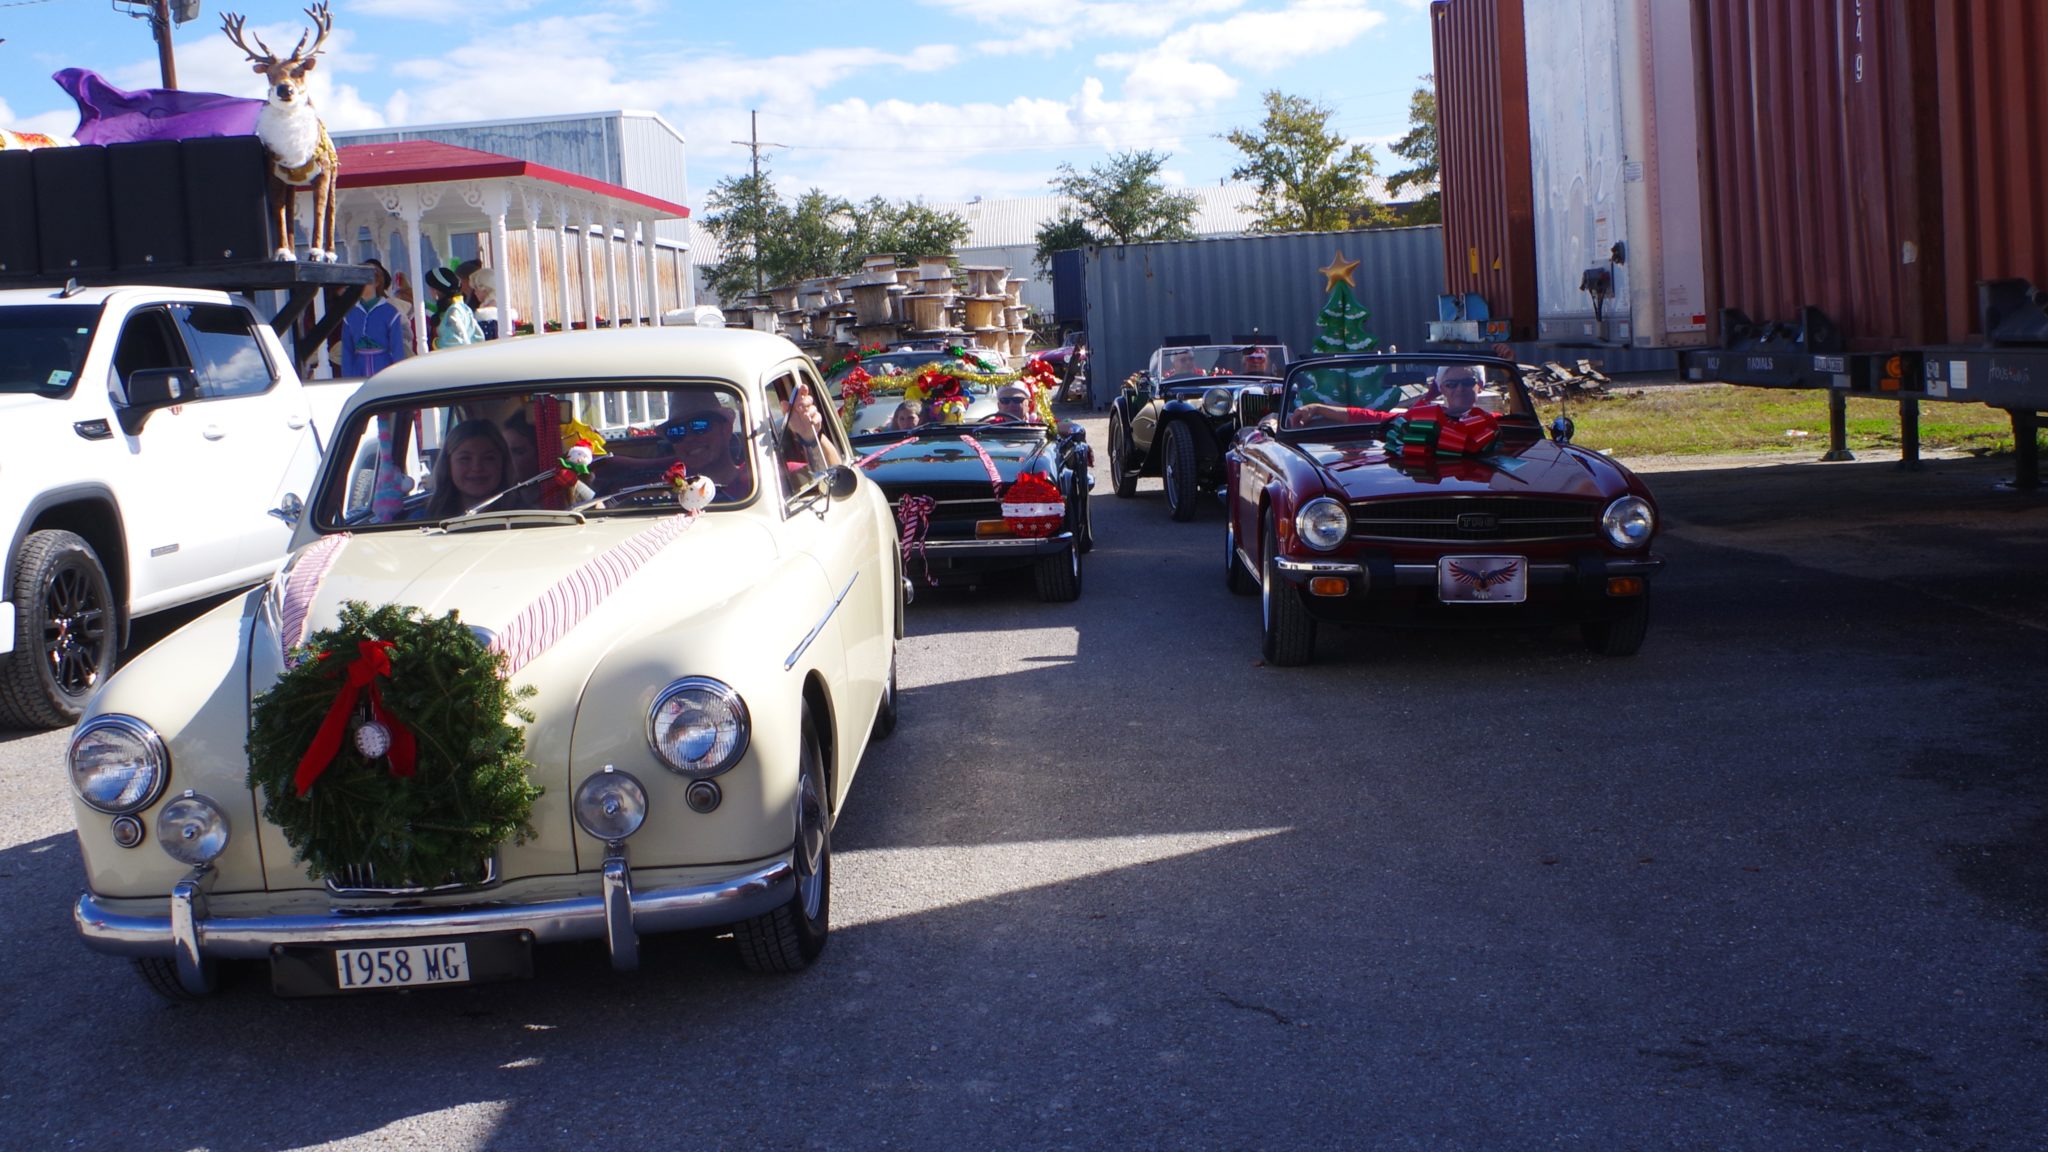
[247,601,542,887]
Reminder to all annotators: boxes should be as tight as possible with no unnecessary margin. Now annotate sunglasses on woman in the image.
[664,415,727,438]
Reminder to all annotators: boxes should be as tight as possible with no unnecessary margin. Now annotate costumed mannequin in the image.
[428,265,483,349]
[472,267,520,340]
[338,259,410,377]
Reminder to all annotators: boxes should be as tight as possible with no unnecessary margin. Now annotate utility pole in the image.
[151,0,178,87]
[729,110,787,295]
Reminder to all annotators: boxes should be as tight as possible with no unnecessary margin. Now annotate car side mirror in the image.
[1550,415,1576,444]
[269,492,304,526]
[823,464,860,501]
[118,367,197,435]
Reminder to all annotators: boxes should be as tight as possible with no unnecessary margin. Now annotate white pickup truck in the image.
[1,283,358,728]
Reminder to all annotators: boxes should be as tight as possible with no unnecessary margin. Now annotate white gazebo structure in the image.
[332,140,693,353]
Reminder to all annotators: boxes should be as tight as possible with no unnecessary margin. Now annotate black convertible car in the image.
[849,418,1093,602]
[1105,342,1288,521]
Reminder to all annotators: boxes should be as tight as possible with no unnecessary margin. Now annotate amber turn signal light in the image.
[1308,576,1349,597]
[974,520,1013,538]
[1606,576,1644,596]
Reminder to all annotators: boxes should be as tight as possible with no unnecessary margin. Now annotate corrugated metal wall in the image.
[618,114,692,247]
[1696,0,1943,350]
[1432,0,1536,336]
[1080,227,1446,406]
[1931,0,2048,344]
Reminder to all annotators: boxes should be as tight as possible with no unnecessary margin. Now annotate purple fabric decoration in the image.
[53,68,263,145]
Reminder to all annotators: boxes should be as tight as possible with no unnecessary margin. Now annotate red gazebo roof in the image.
[335,140,689,219]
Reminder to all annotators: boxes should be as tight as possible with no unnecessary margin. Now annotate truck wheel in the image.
[733,705,831,972]
[1260,516,1316,666]
[1581,595,1650,657]
[1,529,119,730]
[1162,421,1200,522]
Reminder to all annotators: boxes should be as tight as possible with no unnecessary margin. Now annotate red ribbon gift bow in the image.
[293,639,419,797]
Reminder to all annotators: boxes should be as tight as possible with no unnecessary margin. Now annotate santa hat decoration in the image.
[1001,472,1065,538]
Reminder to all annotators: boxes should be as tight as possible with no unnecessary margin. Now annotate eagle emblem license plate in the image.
[1438,556,1527,603]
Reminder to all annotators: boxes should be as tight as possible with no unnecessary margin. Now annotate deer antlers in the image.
[221,3,333,67]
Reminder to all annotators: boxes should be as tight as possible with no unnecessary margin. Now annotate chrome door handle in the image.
[202,426,226,440]
[286,415,308,430]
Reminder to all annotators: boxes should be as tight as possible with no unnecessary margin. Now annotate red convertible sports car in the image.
[1224,353,1662,665]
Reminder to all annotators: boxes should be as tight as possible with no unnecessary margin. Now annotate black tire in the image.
[1071,472,1094,554]
[1225,513,1256,595]
[1033,540,1082,602]
[1581,594,1650,657]
[1108,417,1139,498]
[132,955,216,1001]
[1260,515,1316,666]
[871,647,898,740]
[0,529,118,730]
[733,705,831,972]
[1161,421,1200,522]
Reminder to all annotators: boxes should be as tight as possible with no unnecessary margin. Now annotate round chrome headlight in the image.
[156,792,229,867]
[68,715,168,815]
[1602,495,1656,549]
[574,767,648,842]
[1294,497,1351,552]
[647,678,750,778]
[1202,386,1234,418]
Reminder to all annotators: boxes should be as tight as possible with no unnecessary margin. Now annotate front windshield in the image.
[0,305,99,395]
[827,353,1004,433]
[1150,344,1288,381]
[315,383,756,531]
[1280,358,1531,429]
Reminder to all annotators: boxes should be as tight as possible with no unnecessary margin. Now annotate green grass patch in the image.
[1535,384,2034,458]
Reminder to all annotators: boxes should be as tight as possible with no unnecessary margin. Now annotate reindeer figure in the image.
[221,4,339,262]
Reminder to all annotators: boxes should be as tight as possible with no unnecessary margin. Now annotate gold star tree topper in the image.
[1319,250,1361,291]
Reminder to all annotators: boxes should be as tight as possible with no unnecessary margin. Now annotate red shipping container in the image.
[1930,0,2048,343]
[1695,0,1944,352]
[1432,0,1538,339]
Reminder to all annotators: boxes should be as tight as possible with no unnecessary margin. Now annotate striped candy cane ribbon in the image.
[277,532,351,665]
[854,435,921,470]
[896,494,937,584]
[957,434,1003,488]
[488,513,698,677]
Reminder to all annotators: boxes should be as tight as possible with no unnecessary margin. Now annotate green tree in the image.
[699,169,782,301]
[1032,214,1095,276]
[1222,91,1388,233]
[1386,78,1441,225]
[769,188,856,282]
[1049,150,1199,246]
[847,197,971,263]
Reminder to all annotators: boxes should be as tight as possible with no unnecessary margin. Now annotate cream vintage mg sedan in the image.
[67,327,903,998]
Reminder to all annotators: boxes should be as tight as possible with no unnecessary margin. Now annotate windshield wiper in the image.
[433,508,586,533]
[463,469,560,517]
[570,482,682,513]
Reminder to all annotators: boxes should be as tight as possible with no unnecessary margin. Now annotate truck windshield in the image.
[0,306,100,395]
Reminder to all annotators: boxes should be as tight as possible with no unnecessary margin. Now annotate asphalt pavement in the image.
[1,414,2044,1151]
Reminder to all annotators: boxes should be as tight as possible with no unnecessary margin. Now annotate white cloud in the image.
[921,0,1248,46]
[348,0,542,21]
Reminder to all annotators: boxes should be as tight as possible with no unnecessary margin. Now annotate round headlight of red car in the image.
[1294,497,1350,552]
[1602,496,1655,549]
[647,678,750,778]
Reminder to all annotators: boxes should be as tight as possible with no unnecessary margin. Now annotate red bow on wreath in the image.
[293,639,419,797]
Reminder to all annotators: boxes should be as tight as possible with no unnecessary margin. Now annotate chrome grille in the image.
[324,856,498,897]
[1348,497,1599,543]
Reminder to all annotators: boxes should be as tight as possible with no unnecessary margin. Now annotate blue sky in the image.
[1,0,1436,205]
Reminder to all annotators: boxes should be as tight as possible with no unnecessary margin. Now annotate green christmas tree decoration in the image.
[1312,249,1379,357]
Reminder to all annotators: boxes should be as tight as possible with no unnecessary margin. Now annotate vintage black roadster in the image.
[847,417,1093,602]
[1105,342,1288,521]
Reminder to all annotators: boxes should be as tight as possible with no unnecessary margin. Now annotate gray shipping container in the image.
[1080,226,1445,407]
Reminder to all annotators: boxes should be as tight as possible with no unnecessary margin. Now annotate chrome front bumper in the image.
[75,852,795,993]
